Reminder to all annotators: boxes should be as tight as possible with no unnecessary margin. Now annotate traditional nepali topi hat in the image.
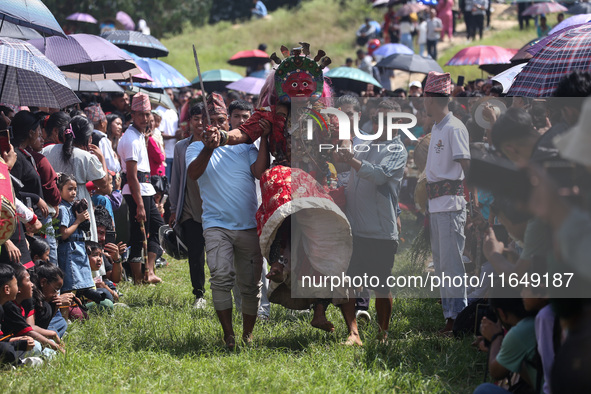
[84,104,106,124]
[424,71,451,95]
[206,92,227,116]
[131,92,151,112]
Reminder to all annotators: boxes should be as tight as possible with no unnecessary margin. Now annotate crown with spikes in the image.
[271,42,331,104]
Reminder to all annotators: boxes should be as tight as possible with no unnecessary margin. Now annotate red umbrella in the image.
[508,24,591,96]
[228,49,270,67]
[445,45,516,66]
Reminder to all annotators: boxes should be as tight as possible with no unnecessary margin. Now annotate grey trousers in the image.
[429,209,468,319]
[203,227,263,315]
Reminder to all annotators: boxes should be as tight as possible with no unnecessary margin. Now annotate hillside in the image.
[161,0,384,81]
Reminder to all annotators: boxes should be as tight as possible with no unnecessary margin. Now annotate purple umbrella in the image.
[373,43,414,58]
[226,77,266,95]
[28,34,140,82]
[526,24,586,56]
[116,11,135,31]
[0,0,66,37]
[66,13,98,24]
[549,13,591,35]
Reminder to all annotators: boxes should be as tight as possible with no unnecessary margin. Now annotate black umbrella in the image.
[375,53,444,74]
[101,30,169,58]
[510,38,540,64]
[479,63,515,75]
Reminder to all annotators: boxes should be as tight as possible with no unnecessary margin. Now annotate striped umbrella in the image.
[508,24,591,97]
[0,0,66,37]
[0,37,79,108]
[446,46,515,66]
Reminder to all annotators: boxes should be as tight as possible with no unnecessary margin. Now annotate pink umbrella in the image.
[396,3,428,17]
[66,13,97,24]
[445,45,516,66]
[226,77,266,95]
[522,2,568,16]
[116,11,135,31]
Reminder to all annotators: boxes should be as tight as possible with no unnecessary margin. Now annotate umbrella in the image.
[66,78,123,93]
[522,2,568,16]
[491,63,527,94]
[0,0,66,38]
[101,30,169,58]
[116,11,135,31]
[372,0,390,7]
[526,24,585,56]
[0,20,42,40]
[191,69,243,92]
[226,76,266,95]
[373,43,414,58]
[549,13,591,34]
[445,46,515,66]
[122,50,190,88]
[396,3,428,17]
[66,13,97,24]
[507,24,591,96]
[478,49,519,74]
[325,67,382,94]
[125,86,176,111]
[376,53,443,73]
[568,2,591,15]
[0,37,79,108]
[228,49,270,67]
[418,0,438,5]
[28,34,141,82]
[511,38,541,63]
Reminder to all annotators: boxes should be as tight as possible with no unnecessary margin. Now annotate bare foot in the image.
[343,332,363,346]
[144,274,162,284]
[242,333,253,346]
[310,316,335,332]
[224,334,236,350]
[376,331,388,344]
[437,318,454,335]
[265,262,284,283]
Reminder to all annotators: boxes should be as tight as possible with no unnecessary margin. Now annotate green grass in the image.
[2,211,487,393]
[160,0,385,82]
[438,25,537,82]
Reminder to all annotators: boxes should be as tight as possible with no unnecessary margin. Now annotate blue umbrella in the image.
[122,50,190,88]
[373,43,414,58]
[325,67,382,94]
[0,37,79,108]
[0,0,66,37]
[191,69,243,92]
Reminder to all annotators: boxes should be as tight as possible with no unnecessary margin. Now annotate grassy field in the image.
[160,0,385,82]
[2,212,488,393]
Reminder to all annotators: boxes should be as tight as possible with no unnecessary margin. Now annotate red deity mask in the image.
[281,72,317,98]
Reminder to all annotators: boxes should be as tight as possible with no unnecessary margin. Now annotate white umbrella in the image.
[492,63,527,93]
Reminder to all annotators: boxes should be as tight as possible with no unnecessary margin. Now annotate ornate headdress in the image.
[270,42,331,104]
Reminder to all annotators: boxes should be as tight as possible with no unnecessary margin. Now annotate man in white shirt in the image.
[160,88,180,180]
[118,93,164,285]
[423,72,470,333]
[426,8,443,60]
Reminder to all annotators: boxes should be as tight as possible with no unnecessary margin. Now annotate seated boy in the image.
[1,264,61,358]
[85,242,117,309]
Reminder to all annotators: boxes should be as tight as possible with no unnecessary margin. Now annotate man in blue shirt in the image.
[186,93,269,349]
[339,100,408,343]
[251,0,268,19]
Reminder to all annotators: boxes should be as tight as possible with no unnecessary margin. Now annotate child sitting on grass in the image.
[0,264,35,366]
[85,241,118,308]
[2,265,65,356]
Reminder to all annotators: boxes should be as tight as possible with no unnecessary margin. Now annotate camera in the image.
[76,288,106,304]
[71,198,91,232]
